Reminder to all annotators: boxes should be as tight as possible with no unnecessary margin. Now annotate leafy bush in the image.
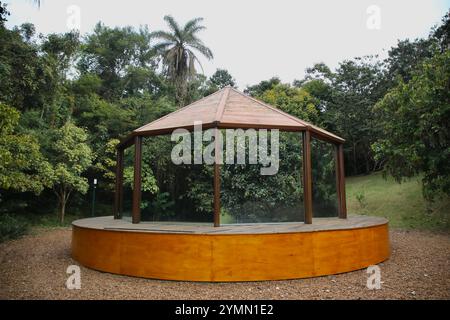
[355,191,368,209]
[0,214,29,242]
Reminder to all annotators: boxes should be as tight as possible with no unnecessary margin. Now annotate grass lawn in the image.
[346,172,449,231]
[1,172,449,243]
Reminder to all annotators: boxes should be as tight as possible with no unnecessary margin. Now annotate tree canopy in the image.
[0,7,448,224]
[373,50,450,200]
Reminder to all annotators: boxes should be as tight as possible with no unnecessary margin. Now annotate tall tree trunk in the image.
[58,189,66,224]
[60,197,66,224]
[353,142,358,176]
[175,76,188,107]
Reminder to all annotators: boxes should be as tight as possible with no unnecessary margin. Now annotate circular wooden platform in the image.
[71,216,390,282]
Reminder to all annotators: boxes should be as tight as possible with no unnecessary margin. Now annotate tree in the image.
[93,138,120,191]
[258,83,321,124]
[0,103,52,194]
[433,12,450,51]
[42,31,80,79]
[373,50,450,201]
[329,57,388,175]
[152,15,213,106]
[0,1,9,26]
[245,77,281,97]
[46,122,93,223]
[209,68,236,89]
[0,23,41,111]
[386,38,435,83]
[200,69,236,96]
[78,23,157,101]
[299,58,388,175]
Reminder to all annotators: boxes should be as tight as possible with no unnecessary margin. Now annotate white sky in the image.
[5,0,450,89]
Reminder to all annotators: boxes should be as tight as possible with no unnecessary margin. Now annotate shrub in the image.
[355,191,368,209]
[0,214,29,242]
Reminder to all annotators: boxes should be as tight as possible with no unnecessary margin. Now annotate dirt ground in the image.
[0,228,449,300]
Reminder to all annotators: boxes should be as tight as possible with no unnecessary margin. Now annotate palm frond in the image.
[163,15,183,41]
[187,25,206,35]
[184,17,204,33]
[150,31,177,43]
[153,41,173,52]
[186,49,205,75]
[187,41,213,60]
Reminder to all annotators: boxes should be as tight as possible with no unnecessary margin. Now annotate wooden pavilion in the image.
[71,86,389,282]
[113,86,347,226]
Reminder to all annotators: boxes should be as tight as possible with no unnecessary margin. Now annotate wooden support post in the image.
[132,136,142,224]
[336,143,347,219]
[213,128,221,227]
[114,147,124,219]
[303,130,313,224]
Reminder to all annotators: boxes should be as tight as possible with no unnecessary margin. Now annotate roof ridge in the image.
[133,88,224,132]
[229,88,344,141]
[214,87,231,122]
[228,87,311,128]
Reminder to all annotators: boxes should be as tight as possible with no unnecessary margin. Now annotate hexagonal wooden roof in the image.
[120,86,344,148]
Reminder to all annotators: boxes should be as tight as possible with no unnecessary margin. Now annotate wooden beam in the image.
[132,136,142,224]
[113,148,124,219]
[310,129,345,145]
[214,87,230,122]
[117,133,135,150]
[213,128,221,227]
[302,130,313,224]
[133,122,305,138]
[336,143,347,219]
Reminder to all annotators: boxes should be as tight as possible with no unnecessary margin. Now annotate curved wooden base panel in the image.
[72,218,389,282]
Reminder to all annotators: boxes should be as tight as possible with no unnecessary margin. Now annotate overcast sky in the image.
[5,0,450,88]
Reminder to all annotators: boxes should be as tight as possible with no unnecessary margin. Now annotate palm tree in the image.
[152,15,213,106]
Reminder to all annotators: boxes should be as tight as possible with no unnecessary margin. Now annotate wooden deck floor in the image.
[72,215,387,235]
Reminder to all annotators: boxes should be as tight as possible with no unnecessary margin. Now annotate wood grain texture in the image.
[72,219,390,282]
[129,87,344,144]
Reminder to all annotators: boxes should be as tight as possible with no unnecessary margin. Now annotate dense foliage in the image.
[0,5,448,232]
[373,50,450,201]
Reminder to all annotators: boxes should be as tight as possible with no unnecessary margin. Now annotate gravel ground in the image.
[0,228,449,300]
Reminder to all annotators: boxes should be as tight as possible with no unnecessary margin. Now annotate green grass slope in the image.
[346,172,449,231]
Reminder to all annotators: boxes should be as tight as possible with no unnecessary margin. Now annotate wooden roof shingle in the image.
[127,86,344,145]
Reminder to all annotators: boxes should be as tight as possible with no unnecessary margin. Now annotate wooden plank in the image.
[132,136,142,224]
[117,133,135,150]
[218,122,304,131]
[303,130,313,224]
[214,86,230,122]
[134,90,222,133]
[310,129,345,144]
[71,221,390,282]
[129,87,344,144]
[73,215,389,234]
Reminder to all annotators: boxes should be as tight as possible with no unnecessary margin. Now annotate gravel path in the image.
[0,228,449,300]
